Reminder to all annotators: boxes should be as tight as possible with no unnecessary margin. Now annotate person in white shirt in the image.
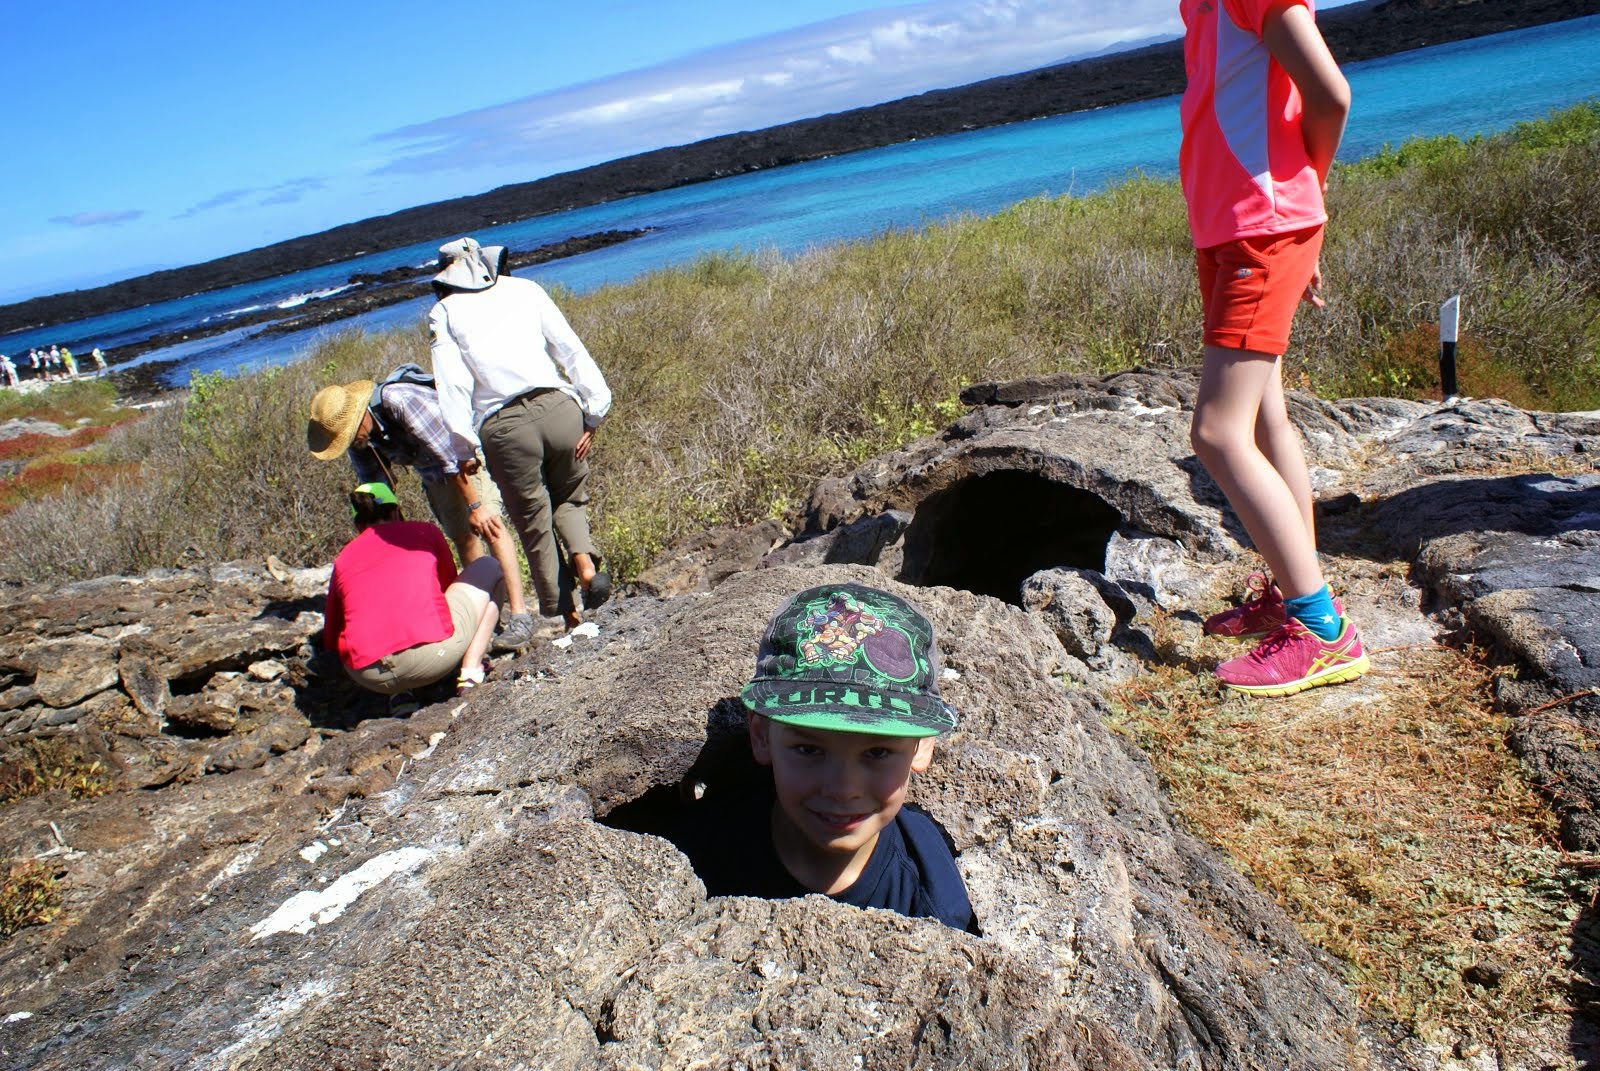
[429,237,613,631]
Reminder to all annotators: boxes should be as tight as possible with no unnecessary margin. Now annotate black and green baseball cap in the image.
[741,583,957,738]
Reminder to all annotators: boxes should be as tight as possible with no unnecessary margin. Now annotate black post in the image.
[1439,295,1460,400]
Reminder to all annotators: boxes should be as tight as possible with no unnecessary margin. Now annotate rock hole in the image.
[601,731,770,891]
[0,668,37,692]
[167,673,212,698]
[898,471,1122,605]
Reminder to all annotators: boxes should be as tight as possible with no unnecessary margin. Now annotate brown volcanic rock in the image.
[5,371,1600,1067]
[1,561,1365,1070]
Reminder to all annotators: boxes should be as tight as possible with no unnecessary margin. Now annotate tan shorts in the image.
[423,468,505,551]
[347,584,479,694]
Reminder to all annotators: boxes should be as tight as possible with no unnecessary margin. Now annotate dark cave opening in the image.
[898,471,1122,605]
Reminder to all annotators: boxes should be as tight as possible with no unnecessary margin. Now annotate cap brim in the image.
[741,679,954,738]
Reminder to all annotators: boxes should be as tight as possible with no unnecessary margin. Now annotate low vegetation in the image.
[0,736,114,805]
[0,859,62,940]
[0,378,141,513]
[1,103,1594,585]
[1106,556,1599,1059]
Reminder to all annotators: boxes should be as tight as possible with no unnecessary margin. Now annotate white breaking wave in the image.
[276,284,355,309]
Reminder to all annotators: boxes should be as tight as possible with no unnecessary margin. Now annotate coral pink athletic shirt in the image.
[1179,0,1326,249]
[323,520,458,670]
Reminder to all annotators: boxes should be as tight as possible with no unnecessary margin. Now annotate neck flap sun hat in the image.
[434,236,507,292]
[741,583,958,738]
[307,380,376,461]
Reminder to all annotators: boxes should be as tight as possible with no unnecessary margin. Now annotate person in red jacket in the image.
[323,483,503,710]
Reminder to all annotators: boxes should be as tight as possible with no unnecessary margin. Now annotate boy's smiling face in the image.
[748,713,936,894]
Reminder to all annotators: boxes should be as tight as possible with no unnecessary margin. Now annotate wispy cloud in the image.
[176,188,253,219]
[256,177,326,207]
[372,0,1182,177]
[49,209,144,227]
[176,177,328,219]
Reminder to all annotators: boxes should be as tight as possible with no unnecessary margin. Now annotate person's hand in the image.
[1303,261,1327,309]
[469,507,504,541]
[575,428,595,461]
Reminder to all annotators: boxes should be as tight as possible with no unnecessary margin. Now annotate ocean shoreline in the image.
[3,0,1600,342]
[2,0,1592,338]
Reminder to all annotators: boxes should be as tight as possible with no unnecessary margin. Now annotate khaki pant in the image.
[479,389,596,616]
[422,468,504,552]
[347,584,478,695]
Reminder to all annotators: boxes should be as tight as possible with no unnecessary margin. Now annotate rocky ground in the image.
[1,370,1597,1069]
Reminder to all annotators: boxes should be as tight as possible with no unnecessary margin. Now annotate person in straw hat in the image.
[427,236,612,631]
[307,366,538,650]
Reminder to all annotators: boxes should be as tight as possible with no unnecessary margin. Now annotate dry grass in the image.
[0,105,1595,586]
[1106,583,1597,1060]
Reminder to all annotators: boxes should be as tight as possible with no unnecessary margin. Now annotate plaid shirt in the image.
[350,381,474,485]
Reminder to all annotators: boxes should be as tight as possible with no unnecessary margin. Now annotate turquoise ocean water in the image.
[5,15,1597,386]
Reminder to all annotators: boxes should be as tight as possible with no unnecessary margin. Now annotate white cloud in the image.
[372,0,1182,179]
[49,209,144,228]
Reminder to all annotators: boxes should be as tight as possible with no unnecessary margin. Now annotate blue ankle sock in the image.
[1283,585,1341,641]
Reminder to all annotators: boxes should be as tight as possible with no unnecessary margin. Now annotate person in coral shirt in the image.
[1179,0,1367,696]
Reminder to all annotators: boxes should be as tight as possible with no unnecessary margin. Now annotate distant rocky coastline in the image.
[95,229,646,401]
[2,0,1594,337]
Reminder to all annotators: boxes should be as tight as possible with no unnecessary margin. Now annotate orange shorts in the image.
[1197,225,1324,355]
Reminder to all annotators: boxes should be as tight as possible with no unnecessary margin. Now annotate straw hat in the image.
[307,380,375,460]
[433,236,506,292]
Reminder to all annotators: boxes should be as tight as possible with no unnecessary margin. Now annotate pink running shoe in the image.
[1203,572,1283,639]
[1204,574,1346,640]
[1214,617,1370,697]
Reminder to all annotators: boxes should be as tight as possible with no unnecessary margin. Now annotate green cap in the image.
[740,583,957,739]
[350,482,398,516]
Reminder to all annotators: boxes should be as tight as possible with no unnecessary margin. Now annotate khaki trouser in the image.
[422,467,504,553]
[347,583,478,694]
[479,389,596,617]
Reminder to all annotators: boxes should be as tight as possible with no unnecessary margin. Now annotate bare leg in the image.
[450,555,504,677]
[453,530,485,564]
[1254,364,1317,547]
[1191,345,1325,599]
[484,525,529,617]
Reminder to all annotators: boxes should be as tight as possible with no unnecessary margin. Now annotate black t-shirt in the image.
[671,779,980,935]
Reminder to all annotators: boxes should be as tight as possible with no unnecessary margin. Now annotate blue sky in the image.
[5,0,1350,304]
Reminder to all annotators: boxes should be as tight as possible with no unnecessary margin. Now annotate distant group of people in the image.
[297,0,1359,933]
[0,344,108,388]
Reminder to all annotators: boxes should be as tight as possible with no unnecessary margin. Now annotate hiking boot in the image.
[494,611,535,651]
[387,691,421,717]
[1214,617,1370,697]
[583,571,612,610]
[1204,574,1344,640]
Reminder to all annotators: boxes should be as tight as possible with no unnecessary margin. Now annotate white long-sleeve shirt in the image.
[428,274,613,453]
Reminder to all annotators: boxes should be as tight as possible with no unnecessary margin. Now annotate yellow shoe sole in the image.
[1221,653,1370,697]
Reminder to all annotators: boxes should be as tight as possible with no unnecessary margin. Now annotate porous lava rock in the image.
[4,369,1597,1069]
[3,565,1361,1070]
